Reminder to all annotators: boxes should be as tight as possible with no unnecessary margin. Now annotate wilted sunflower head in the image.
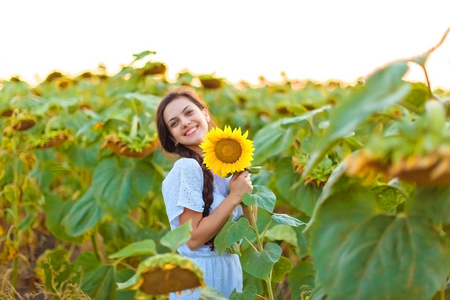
[200,126,254,177]
[117,253,205,296]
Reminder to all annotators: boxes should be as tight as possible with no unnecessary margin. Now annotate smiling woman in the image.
[155,86,255,298]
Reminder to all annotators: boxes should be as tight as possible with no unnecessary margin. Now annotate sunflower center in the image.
[214,139,242,163]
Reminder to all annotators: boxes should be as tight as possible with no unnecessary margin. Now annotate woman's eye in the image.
[186,110,194,115]
[170,121,178,127]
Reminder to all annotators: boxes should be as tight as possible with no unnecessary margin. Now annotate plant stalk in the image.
[11,135,20,289]
[265,278,275,300]
[249,206,263,251]
[90,231,104,263]
[249,206,275,300]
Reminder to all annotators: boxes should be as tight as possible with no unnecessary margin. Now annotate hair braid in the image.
[175,145,216,249]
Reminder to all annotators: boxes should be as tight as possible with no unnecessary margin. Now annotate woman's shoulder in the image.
[163,157,203,186]
[173,157,201,170]
[165,158,202,178]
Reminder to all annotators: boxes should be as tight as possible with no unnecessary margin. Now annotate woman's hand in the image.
[179,171,253,250]
[228,171,253,204]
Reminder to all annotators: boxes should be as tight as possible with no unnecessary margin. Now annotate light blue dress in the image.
[162,158,244,299]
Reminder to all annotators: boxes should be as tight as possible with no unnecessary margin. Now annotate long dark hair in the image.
[156,86,217,249]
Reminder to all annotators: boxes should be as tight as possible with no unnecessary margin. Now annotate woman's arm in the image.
[178,194,240,250]
[178,171,252,250]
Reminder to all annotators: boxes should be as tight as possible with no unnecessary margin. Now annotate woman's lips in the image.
[185,125,198,136]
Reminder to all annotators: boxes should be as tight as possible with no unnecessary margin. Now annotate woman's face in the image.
[163,96,210,153]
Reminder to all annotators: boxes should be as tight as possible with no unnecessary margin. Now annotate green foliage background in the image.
[0,42,449,300]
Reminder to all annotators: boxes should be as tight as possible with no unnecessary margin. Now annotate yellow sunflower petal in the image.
[200,126,254,177]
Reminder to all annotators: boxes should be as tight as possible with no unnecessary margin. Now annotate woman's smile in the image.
[185,125,198,136]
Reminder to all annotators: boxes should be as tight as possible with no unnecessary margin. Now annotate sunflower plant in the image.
[201,125,303,300]
[115,222,228,299]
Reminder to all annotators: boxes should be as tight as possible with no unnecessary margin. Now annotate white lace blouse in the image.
[162,157,244,257]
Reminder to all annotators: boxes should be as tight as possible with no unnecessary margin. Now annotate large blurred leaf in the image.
[62,187,106,237]
[242,185,276,212]
[303,159,350,231]
[408,186,450,225]
[64,143,100,168]
[279,105,332,126]
[28,163,51,191]
[74,251,101,274]
[271,256,293,283]
[115,269,137,300]
[310,184,376,296]
[93,157,161,220]
[98,218,164,255]
[288,260,316,300]
[311,185,449,300]
[265,225,298,250]
[2,184,20,203]
[124,92,161,113]
[75,253,129,299]
[293,224,310,259]
[215,217,250,255]
[253,122,295,164]
[371,183,406,212]
[303,61,411,178]
[229,284,257,300]
[160,221,192,252]
[271,213,305,227]
[253,105,332,164]
[116,272,139,291]
[43,193,83,243]
[108,239,157,259]
[47,96,79,108]
[36,247,80,298]
[241,242,282,280]
[9,92,45,111]
[198,286,229,299]
[0,155,16,186]
[400,82,428,112]
[275,157,321,216]
[80,265,117,300]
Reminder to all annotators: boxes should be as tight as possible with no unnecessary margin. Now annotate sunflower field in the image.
[1,31,449,300]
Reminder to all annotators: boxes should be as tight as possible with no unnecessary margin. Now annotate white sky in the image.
[1,0,449,89]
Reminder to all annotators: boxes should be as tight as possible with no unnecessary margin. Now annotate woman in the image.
[156,86,254,298]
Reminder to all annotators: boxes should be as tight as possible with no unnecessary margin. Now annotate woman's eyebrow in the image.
[168,105,191,123]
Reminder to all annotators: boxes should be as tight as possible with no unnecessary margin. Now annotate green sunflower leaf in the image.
[241,242,282,280]
[242,185,276,212]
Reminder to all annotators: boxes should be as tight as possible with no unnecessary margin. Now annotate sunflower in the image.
[200,126,254,177]
[117,253,205,296]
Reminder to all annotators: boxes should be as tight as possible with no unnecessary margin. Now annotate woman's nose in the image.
[181,117,191,127]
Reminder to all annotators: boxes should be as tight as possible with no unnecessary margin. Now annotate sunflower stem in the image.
[260,220,273,242]
[243,237,258,252]
[249,206,276,300]
[265,277,275,300]
[90,231,104,264]
[130,114,139,139]
[249,206,263,251]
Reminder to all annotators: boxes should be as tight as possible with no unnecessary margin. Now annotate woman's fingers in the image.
[230,171,253,195]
